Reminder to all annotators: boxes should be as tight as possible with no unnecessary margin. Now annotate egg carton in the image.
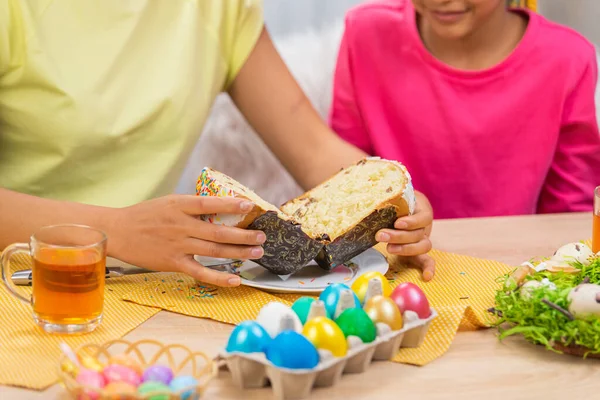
[217,308,436,400]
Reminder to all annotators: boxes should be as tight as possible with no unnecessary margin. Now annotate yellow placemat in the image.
[387,250,512,365]
[122,248,513,366]
[0,253,160,390]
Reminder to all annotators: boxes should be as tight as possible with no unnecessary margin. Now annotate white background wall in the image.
[263,0,364,39]
[539,0,599,46]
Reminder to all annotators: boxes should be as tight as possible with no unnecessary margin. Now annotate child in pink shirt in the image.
[329,0,600,219]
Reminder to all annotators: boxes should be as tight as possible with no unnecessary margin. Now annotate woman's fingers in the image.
[179,256,242,287]
[182,237,264,260]
[186,217,266,246]
[175,195,255,216]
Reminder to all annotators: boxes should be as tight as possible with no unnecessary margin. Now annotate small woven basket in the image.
[58,339,216,399]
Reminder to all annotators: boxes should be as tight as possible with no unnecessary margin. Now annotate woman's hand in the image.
[375,192,435,281]
[106,195,266,287]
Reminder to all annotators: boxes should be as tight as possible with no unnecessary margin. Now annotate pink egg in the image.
[75,369,105,400]
[390,283,431,319]
[102,364,141,386]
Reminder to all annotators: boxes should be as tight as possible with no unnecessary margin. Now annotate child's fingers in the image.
[387,238,432,257]
[376,228,426,244]
[414,254,435,282]
[394,209,433,230]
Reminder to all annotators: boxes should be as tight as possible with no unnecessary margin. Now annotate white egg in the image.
[520,280,543,301]
[552,243,594,266]
[255,302,302,338]
[567,284,600,318]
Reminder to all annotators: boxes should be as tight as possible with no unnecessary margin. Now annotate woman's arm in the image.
[0,188,265,286]
[227,29,366,191]
[228,28,436,280]
[0,188,114,248]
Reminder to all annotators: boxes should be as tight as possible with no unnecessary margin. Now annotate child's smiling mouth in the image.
[429,9,470,24]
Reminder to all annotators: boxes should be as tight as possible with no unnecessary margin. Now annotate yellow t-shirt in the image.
[0,0,263,207]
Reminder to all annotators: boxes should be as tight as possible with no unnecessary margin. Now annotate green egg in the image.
[334,308,377,343]
[137,381,171,400]
[291,297,315,325]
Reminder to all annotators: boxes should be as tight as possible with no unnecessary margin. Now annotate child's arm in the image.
[537,50,600,213]
[328,27,373,155]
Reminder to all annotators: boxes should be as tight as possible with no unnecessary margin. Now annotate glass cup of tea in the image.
[1,224,107,334]
[594,186,600,254]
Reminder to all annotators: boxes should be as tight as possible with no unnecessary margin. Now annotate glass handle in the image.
[1,243,32,303]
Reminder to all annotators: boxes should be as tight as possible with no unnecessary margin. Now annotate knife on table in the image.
[10,257,239,286]
[10,266,145,286]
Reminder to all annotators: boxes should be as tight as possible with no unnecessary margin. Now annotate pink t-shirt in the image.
[329,0,600,219]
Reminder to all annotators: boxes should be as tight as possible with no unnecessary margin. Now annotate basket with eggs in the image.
[58,339,216,399]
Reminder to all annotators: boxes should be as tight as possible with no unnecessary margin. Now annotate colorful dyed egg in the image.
[79,355,104,373]
[256,302,303,337]
[169,375,198,400]
[61,359,79,377]
[142,365,174,385]
[108,353,143,375]
[319,284,361,318]
[75,369,105,400]
[103,364,141,386]
[390,282,431,319]
[351,272,392,303]
[291,297,315,324]
[226,320,272,353]
[103,381,137,397]
[265,331,319,369]
[363,295,403,331]
[334,308,377,344]
[302,316,347,357]
[138,381,172,400]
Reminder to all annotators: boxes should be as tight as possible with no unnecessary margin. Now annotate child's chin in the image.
[431,23,475,41]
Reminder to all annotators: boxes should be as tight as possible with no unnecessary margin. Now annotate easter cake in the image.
[491,242,600,358]
[217,272,436,400]
[197,167,323,275]
[196,157,415,275]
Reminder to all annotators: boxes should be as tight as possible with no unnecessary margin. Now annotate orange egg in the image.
[102,381,137,399]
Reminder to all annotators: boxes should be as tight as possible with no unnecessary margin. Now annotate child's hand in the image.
[375,194,435,281]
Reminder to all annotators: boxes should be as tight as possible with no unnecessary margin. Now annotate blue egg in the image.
[266,331,319,369]
[226,321,272,353]
[318,283,361,317]
[169,375,198,400]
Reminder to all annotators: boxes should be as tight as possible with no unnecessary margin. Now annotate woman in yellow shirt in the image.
[0,0,434,286]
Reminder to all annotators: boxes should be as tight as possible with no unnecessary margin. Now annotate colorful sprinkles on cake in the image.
[196,168,236,198]
[196,168,243,226]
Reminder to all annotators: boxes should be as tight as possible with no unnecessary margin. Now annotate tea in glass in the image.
[1,224,107,334]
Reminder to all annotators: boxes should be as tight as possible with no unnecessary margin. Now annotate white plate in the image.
[195,248,388,294]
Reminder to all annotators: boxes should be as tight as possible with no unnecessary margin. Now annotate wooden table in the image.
[2,212,598,399]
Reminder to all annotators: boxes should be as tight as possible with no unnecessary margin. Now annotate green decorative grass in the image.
[492,256,600,357]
